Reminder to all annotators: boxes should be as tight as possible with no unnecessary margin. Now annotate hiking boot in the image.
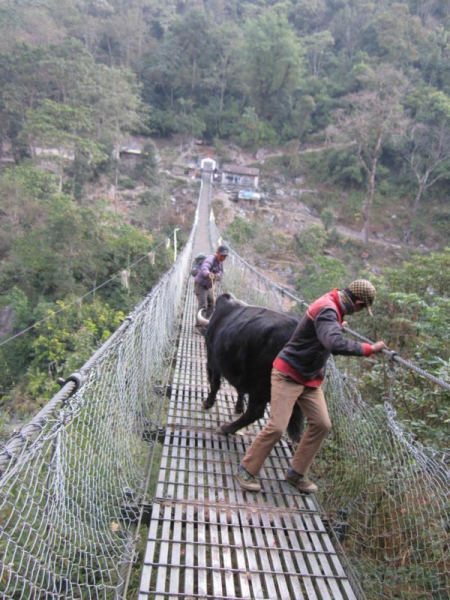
[235,467,261,492]
[285,470,318,494]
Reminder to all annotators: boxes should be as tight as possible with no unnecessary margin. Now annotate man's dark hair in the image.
[217,245,229,256]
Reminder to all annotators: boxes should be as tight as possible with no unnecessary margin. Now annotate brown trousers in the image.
[241,368,332,476]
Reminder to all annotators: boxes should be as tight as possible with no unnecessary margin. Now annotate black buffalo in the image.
[200,293,304,441]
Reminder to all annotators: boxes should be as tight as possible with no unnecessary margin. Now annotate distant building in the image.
[35,147,74,160]
[232,189,263,209]
[200,157,217,172]
[119,143,142,158]
[221,164,259,188]
[236,190,262,202]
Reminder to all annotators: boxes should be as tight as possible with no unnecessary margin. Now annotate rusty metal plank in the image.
[218,505,237,598]
[139,502,161,600]
[209,506,224,598]
[184,504,195,597]
[260,510,305,600]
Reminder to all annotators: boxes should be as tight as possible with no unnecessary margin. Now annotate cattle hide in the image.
[203,293,304,442]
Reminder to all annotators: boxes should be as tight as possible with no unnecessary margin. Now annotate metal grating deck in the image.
[138,283,358,600]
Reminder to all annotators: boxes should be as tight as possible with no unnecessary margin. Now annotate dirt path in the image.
[268,198,405,250]
[256,141,356,161]
[335,224,403,249]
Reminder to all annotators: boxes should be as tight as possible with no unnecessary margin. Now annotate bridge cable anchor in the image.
[56,371,84,394]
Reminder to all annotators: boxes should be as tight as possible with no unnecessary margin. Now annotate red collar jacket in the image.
[275,289,371,384]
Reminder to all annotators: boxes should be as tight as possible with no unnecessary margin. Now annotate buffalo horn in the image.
[197,308,209,326]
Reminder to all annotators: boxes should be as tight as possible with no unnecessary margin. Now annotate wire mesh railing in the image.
[209,212,450,600]
[0,226,194,599]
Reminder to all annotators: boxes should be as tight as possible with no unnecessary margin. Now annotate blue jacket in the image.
[194,254,224,289]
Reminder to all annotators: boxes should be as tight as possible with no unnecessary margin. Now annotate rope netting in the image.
[209,216,450,600]
[0,223,195,599]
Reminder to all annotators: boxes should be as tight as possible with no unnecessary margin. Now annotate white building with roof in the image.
[221,164,259,188]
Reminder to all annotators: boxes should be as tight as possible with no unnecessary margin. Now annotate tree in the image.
[0,0,66,51]
[413,0,450,26]
[403,89,450,243]
[303,30,335,77]
[21,100,106,193]
[0,166,57,259]
[0,44,54,160]
[136,140,159,186]
[78,0,185,69]
[140,29,183,114]
[141,11,245,139]
[288,0,327,33]
[45,38,99,107]
[173,98,206,145]
[296,255,349,305]
[369,249,450,446]
[232,106,278,149]
[0,179,155,303]
[242,10,304,122]
[142,10,215,103]
[368,3,425,67]
[329,1,375,64]
[203,21,245,136]
[21,298,125,400]
[331,64,408,245]
[0,39,111,162]
[89,65,148,200]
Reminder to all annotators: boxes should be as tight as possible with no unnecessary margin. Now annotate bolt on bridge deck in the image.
[138,282,359,600]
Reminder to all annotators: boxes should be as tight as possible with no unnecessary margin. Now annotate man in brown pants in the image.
[235,279,387,494]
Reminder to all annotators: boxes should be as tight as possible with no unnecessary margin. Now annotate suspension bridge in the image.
[0,173,448,599]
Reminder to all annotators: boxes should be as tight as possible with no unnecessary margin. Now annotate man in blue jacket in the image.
[235,279,387,494]
[194,245,229,326]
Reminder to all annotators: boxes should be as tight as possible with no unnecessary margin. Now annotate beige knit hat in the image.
[347,279,376,316]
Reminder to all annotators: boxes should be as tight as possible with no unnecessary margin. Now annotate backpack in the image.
[190,252,207,277]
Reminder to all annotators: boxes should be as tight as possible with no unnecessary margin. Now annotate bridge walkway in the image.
[138,276,359,600]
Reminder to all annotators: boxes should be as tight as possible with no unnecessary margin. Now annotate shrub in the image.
[294,255,349,303]
[136,141,159,185]
[139,191,162,206]
[119,176,137,190]
[294,224,327,257]
[320,207,335,231]
[226,216,256,245]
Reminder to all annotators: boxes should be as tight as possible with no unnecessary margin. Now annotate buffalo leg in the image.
[218,396,304,440]
[203,370,221,409]
[217,394,267,435]
[235,393,245,414]
[286,403,304,443]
